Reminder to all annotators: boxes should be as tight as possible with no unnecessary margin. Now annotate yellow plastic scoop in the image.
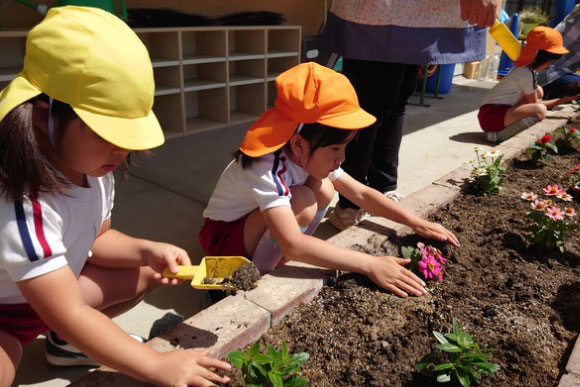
[490,19,521,62]
[162,256,254,290]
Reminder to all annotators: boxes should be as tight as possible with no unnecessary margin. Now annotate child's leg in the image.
[78,264,160,318]
[536,85,544,100]
[245,185,318,274]
[303,177,335,235]
[504,103,547,127]
[0,331,21,387]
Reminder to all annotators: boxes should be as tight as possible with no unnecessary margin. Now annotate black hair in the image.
[233,122,356,169]
[0,94,132,201]
[529,50,563,69]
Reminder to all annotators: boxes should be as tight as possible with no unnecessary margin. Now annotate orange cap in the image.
[238,62,376,157]
[514,26,569,67]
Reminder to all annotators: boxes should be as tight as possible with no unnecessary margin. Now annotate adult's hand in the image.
[460,0,498,27]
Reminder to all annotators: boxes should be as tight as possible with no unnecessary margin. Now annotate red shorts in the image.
[478,104,511,132]
[199,216,248,256]
[0,303,49,345]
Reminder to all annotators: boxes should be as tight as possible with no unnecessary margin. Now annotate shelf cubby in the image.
[267,56,300,81]
[228,59,265,86]
[229,83,265,125]
[182,30,227,65]
[185,88,228,133]
[228,29,266,61]
[183,62,227,92]
[137,31,180,68]
[0,33,26,83]
[153,93,184,137]
[267,28,301,58]
[153,66,182,97]
[267,81,277,109]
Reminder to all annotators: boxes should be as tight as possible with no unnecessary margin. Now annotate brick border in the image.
[70,109,579,386]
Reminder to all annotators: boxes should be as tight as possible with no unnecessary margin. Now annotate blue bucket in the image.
[424,64,456,94]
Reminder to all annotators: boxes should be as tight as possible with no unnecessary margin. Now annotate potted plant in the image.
[519,5,550,37]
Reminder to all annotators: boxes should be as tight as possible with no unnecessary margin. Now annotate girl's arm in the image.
[264,206,427,297]
[18,266,230,386]
[333,173,460,247]
[89,219,191,279]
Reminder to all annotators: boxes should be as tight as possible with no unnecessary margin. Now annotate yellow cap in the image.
[0,6,164,150]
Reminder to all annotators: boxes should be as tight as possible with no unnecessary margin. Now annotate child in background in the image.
[478,26,577,143]
[200,62,460,298]
[0,7,229,387]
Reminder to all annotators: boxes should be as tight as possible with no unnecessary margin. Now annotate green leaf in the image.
[254,353,273,364]
[433,331,449,345]
[401,246,414,258]
[434,363,455,371]
[436,373,452,383]
[268,371,284,387]
[474,362,501,373]
[453,319,461,336]
[455,368,471,387]
[444,333,458,343]
[291,352,310,365]
[247,342,260,358]
[285,376,309,387]
[227,350,246,368]
[437,343,462,353]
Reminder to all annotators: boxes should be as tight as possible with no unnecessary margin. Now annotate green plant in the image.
[228,342,309,387]
[526,134,558,164]
[416,319,501,386]
[467,148,505,194]
[519,5,549,25]
[555,126,580,149]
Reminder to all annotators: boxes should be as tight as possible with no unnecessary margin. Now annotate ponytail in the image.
[0,97,69,201]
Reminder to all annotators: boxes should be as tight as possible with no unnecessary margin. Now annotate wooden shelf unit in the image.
[0,25,301,137]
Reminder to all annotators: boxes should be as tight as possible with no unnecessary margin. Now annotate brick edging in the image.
[70,109,578,386]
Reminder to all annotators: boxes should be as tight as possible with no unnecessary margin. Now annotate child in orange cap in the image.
[478,26,577,142]
[0,7,230,386]
[200,62,459,298]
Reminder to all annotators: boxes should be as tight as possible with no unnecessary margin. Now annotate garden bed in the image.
[230,140,580,386]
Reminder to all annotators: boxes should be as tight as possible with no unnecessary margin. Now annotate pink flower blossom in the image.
[531,200,548,211]
[420,245,446,265]
[564,207,577,217]
[543,184,565,196]
[418,256,442,280]
[557,191,573,201]
[521,192,538,201]
[545,206,564,221]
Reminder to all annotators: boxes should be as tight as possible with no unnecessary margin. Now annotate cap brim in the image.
[0,75,42,123]
[318,108,376,129]
[74,106,165,150]
[239,108,298,157]
[546,46,569,54]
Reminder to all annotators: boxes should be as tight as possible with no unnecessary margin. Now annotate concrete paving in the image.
[10,75,537,386]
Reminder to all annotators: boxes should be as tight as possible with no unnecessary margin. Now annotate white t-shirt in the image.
[203,150,344,222]
[0,173,114,304]
[481,67,537,106]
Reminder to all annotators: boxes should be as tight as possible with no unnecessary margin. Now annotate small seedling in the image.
[416,319,500,386]
[555,126,579,150]
[526,134,558,164]
[466,148,505,194]
[228,342,309,387]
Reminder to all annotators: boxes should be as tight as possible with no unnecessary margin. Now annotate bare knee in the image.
[534,103,547,120]
[290,185,317,227]
[536,85,544,100]
[305,177,335,209]
[0,331,22,387]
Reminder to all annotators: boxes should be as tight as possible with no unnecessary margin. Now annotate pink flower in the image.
[570,127,576,133]
[418,256,442,280]
[531,200,548,211]
[545,206,564,221]
[564,207,577,217]
[521,192,538,201]
[420,245,446,265]
[557,191,573,201]
[544,184,565,196]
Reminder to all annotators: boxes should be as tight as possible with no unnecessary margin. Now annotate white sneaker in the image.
[485,116,539,143]
[328,205,369,231]
[384,191,404,202]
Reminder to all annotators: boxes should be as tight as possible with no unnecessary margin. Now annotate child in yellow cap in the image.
[479,26,577,143]
[201,62,459,298]
[0,7,230,386]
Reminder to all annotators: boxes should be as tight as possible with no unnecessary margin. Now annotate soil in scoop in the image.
[202,262,260,292]
[227,142,580,386]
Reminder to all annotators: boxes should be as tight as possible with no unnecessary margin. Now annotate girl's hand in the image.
[142,242,192,285]
[367,256,427,298]
[412,219,460,247]
[150,349,231,387]
[559,94,579,105]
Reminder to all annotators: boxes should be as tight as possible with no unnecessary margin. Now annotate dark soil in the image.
[228,140,580,386]
[220,262,261,292]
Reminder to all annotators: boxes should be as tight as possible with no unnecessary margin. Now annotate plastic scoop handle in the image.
[490,19,521,62]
